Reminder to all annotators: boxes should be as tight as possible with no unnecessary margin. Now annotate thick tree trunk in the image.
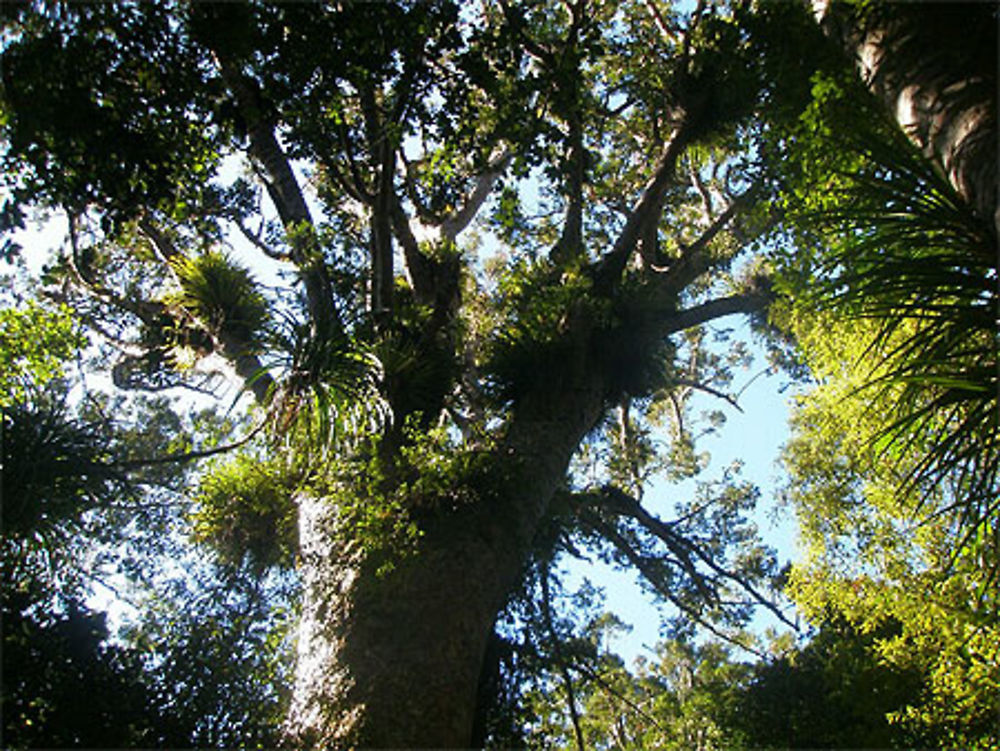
[814,1,998,233]
[284,339,607,748]
[285,495,513,748]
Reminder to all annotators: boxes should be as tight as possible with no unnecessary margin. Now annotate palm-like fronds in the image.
[168,251,269,342]
[791,100,998,533]
[265,318,389,461]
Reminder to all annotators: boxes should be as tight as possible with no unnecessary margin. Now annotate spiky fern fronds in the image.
[782,81,998,539]
[167,250,269,343]
[266,318,389,462]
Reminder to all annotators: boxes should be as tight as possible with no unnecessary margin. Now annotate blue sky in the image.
[562,327,801,664]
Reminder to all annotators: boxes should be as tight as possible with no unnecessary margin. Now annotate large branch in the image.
[440,151,512,245]
[582,511,768,655]
[210,54,339,336]
[659,289,771,337]
[393,151,511,308]
[593,116,699,289]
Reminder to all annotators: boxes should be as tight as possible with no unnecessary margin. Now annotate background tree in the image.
[766,3,998,746]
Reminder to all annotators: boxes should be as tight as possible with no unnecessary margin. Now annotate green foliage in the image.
[0,2,222,230]
[487,259,608,402]
[268,322,389,459]
[0,302,86,406]
[764,54,999,747]
[189,454,300,571]
[7,0,993,745]
[773,69,998,513]
[731,620,924,749]
[122,565,295,749]
[167,250,269,345]
[1,590,161,749]
[1,392,119,552]
[780,302,999,748]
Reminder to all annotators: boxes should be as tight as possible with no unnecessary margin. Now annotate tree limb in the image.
[594,117,700,289]
[111,417,267,470]
[209,50,339,336]
[597,485,797,630]
[659,289,771,337]
[440,150,512,244]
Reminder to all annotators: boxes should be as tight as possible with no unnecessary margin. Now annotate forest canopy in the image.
[1,1,996,748]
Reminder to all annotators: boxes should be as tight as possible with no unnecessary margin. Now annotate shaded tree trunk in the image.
[815,1,998,234]
[285,336,608,748]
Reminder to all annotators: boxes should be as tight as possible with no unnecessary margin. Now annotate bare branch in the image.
[597,486,798,630]
[232,216,291,262]
[660,290,771,336]
[582,512,769,656]
[669,377,744,413]
[111,417,267,470]
[209,50,339,336]
[440,150,512,244]
[594,118,699,289]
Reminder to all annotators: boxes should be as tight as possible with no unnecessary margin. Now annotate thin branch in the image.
[599,486,798,630]
[232,216,290,261]
[644,0,677,43]
[111,417,266,470]
[670,377,744,412]
[541,573,588,751]
[588,513,768,657]
[651,198,741,280]
[581,504,714,605]
[571,661,670,736]
[66,213,166,326]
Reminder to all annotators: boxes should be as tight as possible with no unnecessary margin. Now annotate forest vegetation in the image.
[0,0,996,748]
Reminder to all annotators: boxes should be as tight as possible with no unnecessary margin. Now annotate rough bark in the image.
[286,495,511,748]
[815,1,998,233]
[285,345,608,748]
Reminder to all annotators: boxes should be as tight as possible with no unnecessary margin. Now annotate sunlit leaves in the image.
[0,302,86,406]
[189,454,299,571]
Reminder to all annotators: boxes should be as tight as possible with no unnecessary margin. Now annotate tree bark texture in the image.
[815,1,998,234]
[285,336,608,748]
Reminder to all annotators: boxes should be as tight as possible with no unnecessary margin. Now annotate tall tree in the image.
[1,1,816,745]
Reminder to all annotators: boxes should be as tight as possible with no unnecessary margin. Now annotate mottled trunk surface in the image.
[813,0,1000,234]
[286,496,513,748]
[816,1,998,232]
[285,357,607,748]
